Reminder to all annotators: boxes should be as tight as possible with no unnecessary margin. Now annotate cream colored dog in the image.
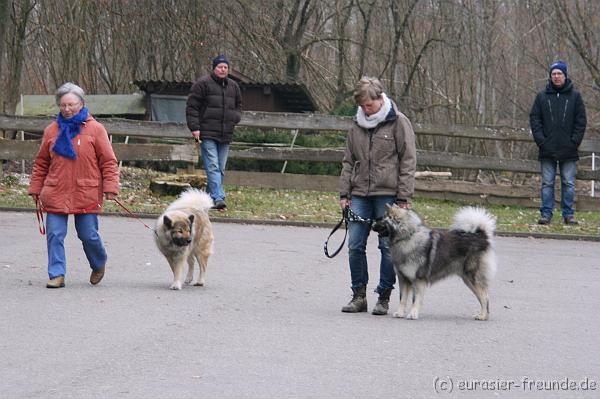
[154,189,214,290]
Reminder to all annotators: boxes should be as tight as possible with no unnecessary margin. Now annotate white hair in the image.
[55,82,85,106]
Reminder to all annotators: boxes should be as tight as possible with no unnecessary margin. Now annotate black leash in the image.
[323,207,373,258]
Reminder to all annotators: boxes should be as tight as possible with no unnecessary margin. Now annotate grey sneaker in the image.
[341,286,367,313]
[563,216,578,225]
[372,288,392,315]
[212,200,227,210]
[538,216,551,225]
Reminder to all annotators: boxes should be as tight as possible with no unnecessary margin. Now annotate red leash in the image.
[112,198,156,235]
[34,197,155,236]
[35,197,46,235]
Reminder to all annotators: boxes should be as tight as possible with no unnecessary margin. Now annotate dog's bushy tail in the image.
[452,206,497,279]
[167,188,214,212]
[451,206,496,238]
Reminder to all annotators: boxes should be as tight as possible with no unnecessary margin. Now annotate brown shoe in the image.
[90,267,105,285]
[46,276,65,289]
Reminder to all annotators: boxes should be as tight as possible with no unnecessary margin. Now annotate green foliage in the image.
[231,127,346,175]
[234,127,346,148]
[330,100,356,117]
[234,128,292,144]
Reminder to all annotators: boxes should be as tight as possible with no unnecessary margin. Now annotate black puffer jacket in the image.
[186,73,242,143]
[529,79,586,161]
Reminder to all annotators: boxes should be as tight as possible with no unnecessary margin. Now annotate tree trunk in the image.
[356,0,376,80]
[388,0,419,98]
[5,0,34,118]
[282,0,314,81]
[0,0,10,111]
[333,0,353,108]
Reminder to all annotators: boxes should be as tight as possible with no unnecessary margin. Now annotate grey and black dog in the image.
[372,205,497,320]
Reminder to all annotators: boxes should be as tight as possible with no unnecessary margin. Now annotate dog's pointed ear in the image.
[163,215,173,228]
[188,214,195,226]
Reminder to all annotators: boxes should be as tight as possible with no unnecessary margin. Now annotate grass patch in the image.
[2,167,599,236]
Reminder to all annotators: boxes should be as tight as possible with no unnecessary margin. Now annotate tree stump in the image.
[150,173,208,196]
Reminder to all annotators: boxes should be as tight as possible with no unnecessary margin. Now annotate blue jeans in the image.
[200,139,230,202]
[46,213,107,279]
[347,195,396,293]
[540,159,577,218]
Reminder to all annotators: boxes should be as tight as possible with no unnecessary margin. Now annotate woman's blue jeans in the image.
[200,139,230,202]
[46,213,107,279]
[540,159,577,218]
[347,195,396,293]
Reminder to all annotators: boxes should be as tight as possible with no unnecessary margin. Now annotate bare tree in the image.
[1,0,600,130]
[280,0,316,81]
[386,0,419,98]
[5,0,35,115]
[0,0,9,110]
[355,0,377,80]
[552,0,600,91]
[332,0,353,108]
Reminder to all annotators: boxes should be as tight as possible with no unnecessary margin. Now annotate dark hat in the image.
[549,60,567,79]
[212,54,229,70]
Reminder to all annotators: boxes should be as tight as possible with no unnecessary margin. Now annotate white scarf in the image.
[356,93,392,129]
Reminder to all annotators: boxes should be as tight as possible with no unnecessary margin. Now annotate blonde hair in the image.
[353,76,385,104]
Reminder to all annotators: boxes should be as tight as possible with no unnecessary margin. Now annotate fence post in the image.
[19,94,25,174]
[119,136,129,169]
[592,152,596,197]
[281,129,299,174]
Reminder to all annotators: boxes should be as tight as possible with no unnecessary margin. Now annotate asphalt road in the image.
[1,211,599,399]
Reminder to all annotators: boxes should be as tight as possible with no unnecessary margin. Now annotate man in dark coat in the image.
[530,60,587,225]
[186,54,242,210]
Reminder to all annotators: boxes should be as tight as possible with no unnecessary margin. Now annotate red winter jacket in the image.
[28,115,119,214]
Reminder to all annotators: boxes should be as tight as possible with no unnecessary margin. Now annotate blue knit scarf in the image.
[53,107,89,159]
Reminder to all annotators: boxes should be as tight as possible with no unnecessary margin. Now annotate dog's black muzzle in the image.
[371,218,389,237]
[173,237,192,247]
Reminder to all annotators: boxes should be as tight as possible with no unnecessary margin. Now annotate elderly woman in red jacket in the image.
[29,82,119,288]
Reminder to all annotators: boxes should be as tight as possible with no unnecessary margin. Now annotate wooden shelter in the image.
[133,70,318,122]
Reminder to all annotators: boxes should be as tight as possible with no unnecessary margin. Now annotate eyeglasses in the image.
[59,102,82,110]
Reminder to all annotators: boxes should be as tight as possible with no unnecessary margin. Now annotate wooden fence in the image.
[1,112,600,210]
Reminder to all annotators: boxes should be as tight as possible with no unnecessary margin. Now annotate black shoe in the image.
[538,216,551,225]
[212,200,227,210]
[563,216,578,225]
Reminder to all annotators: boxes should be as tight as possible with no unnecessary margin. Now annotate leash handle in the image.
[112,198,156,234]
[324,207,348,258]
[35,197,46,236]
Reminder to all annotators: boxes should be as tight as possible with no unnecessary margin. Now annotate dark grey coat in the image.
[529,79,586,161]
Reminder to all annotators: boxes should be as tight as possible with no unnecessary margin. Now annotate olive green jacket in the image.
[340,103,416,200]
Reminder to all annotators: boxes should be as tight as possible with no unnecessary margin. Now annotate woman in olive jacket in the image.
[339,77,417,315]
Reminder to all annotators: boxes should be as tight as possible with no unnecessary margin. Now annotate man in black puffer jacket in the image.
[530,60,586,225]
[186,54,242,211]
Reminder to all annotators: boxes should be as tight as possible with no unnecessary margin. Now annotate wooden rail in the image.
[2,113,600,210]
[2,113,600,152]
